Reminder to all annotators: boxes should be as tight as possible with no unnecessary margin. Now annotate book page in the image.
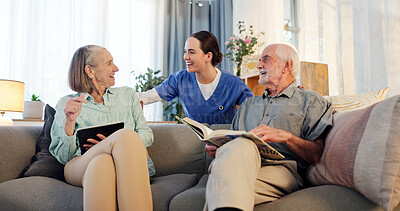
[175,116,214,138]
[207,129,247,139]
[205,131,285,159]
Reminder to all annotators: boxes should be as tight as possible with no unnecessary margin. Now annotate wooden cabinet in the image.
[240,61,329,96]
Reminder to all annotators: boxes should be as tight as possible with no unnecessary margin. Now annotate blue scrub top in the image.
[155,69,253,124]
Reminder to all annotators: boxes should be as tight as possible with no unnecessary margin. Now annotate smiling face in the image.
[85,48,119,92]
[257,44,284,87]
[183,37,211,73]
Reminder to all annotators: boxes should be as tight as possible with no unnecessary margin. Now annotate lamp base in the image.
[0,115,13,126]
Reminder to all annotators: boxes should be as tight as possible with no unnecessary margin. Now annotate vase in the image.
[23,101,44,119]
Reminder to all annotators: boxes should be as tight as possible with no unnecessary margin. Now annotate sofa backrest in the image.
[0,123,220,182]
[0,126,42,183]
[148,124,208,177]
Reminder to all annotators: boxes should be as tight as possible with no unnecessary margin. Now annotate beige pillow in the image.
[324,87,389,112]
[307,94,400,210]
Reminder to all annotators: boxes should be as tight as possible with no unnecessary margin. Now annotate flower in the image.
[224,21,264,76]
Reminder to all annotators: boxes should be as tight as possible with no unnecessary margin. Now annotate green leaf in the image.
[31,94,41,101]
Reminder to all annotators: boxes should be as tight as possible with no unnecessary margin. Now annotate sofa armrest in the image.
[0,126,42,183]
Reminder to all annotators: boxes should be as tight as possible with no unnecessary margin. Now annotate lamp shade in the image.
[0,79,25,112]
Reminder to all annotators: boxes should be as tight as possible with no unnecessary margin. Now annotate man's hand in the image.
[205,143,218,158]
[250,124,292,143]
[251,124,325,164]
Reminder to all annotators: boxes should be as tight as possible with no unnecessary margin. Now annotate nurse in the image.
[139,31,253,124]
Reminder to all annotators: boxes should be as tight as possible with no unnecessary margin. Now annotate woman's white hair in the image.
[274,43,300,78]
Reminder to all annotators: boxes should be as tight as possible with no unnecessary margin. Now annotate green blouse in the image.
[49,86,155,176]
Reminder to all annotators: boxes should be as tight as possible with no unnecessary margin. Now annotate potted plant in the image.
[224,21,264,76]
[23,94,44,119]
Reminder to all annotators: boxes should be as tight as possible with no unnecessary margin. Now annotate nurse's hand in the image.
[205,143,218,158]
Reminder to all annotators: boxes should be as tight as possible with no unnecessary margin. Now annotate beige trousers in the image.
[64,129,152,211]
[204,137,302,211]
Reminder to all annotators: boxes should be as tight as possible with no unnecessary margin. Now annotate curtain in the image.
[0,0,165,120]
[298,0,400,97]
[163,0,191,77]
[163,0,233,76]
[210,0,234,72]
[232,0,285,55]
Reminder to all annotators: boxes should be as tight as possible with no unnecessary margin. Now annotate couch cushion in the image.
[169,175,385,211]
[255,185,385,211]
[0,126,41,183]
[23,104,65,181]
[323,87,388,112]
[169,174,209,211]
[307,94,400,210]
[148,124,208,176]
[0,176,83,211]
[0,173,199,211]
[151,173,199,211]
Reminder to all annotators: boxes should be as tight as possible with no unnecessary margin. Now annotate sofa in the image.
[1,93,400,211]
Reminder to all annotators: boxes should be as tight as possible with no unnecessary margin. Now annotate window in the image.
[283,0,299,48]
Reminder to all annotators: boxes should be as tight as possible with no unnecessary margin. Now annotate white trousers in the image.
[204,137,302,211]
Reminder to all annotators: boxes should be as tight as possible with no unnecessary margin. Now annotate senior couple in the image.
[49,30,332,211]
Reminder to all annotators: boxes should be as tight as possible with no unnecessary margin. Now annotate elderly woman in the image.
[49,45,154,211]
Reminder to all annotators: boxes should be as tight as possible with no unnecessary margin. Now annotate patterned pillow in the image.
[307,94,400,210]
[324,87,389,112]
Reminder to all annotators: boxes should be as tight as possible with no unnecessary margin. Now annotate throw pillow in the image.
[24,104,65,181]
[307,94,400,210]
[324,87,389,112]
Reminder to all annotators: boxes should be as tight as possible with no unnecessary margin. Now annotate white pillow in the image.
[324,87,389,112]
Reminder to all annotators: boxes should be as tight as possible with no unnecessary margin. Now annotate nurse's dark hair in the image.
[190,31,223,66]
[68,45,104,93]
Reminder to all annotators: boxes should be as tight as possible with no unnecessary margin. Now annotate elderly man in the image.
[204,43,333,211]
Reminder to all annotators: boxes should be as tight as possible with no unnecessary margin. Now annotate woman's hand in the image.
[83,134,107,151]
[64,94,87,136]
[205,143,218,158]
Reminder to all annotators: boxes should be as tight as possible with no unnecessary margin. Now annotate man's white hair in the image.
[274,43,300,78]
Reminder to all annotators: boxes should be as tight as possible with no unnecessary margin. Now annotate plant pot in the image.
[23,101,44,119]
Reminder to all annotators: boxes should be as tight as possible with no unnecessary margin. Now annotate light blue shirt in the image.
[232,82,333,170]
[49,86,155,176]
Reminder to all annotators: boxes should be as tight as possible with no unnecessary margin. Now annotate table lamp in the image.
[0,79,25,126]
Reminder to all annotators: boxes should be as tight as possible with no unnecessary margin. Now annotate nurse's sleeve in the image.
[138,89,163,105]
[235,79,254,105]
[155,73,180,101]
[131,90,154,148]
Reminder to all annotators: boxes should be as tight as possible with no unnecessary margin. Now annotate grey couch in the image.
[0,123,395,211]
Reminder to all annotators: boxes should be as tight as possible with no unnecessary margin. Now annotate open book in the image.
[77,121,124,154]
[175,116,284,159]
